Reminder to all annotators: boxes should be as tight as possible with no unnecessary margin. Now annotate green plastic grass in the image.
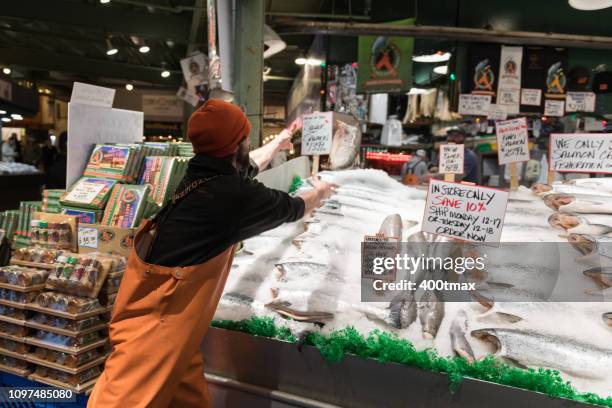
[288,176,303,194]
[211,316,612,407]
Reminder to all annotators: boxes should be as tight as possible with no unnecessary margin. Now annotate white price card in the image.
[495,117,530,165]
[487,104,508,121]
[301,112,333,155]
[78,227,99,249]
[565,92,596,113]
[64,181,106,205]
[544,99,564,117]
[520,88,542,106]
[458,94,491,116]
[549,133,612,173]
[439,144,464,174]
[422,179,509,243]
[70,82,115,108]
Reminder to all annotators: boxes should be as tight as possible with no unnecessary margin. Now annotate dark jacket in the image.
[146,155,305,267]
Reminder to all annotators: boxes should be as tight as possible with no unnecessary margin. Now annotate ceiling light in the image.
[2,68,11,75]
[0,110,6,114]
[433,65,448,75]
[161,70,170,78]
[306,58,323,66]
[569,0,612,10]
[139,45,150,53]
[413,51,451,63]
[408,88,429,95]
[1,118,11,123]
[125,84,134,91]
[100,0,111,4]
[295,57,307,65]
[10,114,22,120]
[106,38,118,56]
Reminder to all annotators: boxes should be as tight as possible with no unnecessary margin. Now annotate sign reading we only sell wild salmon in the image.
[549,133,612,173]
[422,179,509,243]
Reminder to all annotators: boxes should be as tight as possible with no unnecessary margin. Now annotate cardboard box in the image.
[78,224,135,258]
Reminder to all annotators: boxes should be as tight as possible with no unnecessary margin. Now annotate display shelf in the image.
[0,282,47,292]
[9,259,57,270]
[0,347,28,360]
[0,299,27,309]
[24,338,107,356]
[24,321,107,338]
[0,363,32,377]
[28,373,97,394]
[0,332,28,343]
[26,304,107,320]
[0,314,27,326]
[25,354,107,375]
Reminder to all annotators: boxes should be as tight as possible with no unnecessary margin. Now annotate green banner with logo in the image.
[356,18,415,94]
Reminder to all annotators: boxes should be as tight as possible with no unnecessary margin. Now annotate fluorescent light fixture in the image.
[2,68,11,75]
[10,114,22,120]
[0,110,6,114]
[413,51,451,63]
[125,84,134,91]
[306,58,323,66]
[106,39,118,56]
[100,0,111,4]
[408,88,429,95]
[295,57,307,65]
[1,118,11,123]
[569,0,612,9]
[139,45,150,53]
[161,70,170,78]
[433,65,448,75]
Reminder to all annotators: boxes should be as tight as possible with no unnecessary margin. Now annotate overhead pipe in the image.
[274,19,612,50]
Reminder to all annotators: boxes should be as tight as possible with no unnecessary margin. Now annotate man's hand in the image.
[274,117,303,152]
[298,175,337,215]
[311,174,336,201]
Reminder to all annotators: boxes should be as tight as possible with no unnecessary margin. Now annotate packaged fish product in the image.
[46,255,107,297]
[34,292,102,315]
[29,314,103,332]
[0,322,28,337]
[49,348,102,368]
[36,365,101,386]
[0,305,26,320]
[83,144,135,182]
[101,184,151,229]
[12,247,60,264]
[0,338,28,354]
[33,330,102,348]
[0,355,28,370]
[0,288,40,304]
[60,177,117,210]
[59,207,102,225]
[0,266,49,287]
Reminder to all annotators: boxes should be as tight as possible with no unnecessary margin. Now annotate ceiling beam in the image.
[275,19,612,50]
[0,47,181,86]
[0,0,191,43]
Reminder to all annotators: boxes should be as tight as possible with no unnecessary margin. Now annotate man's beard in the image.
[235,141,251,177]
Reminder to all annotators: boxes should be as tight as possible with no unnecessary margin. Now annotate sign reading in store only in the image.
[422,179,509,243]
[549,133,612,173]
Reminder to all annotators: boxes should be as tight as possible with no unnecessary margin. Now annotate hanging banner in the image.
[495,117,530,165]
[520,47,546,112]
[469,44,501,101]
[544,48,569,100]
[356,19,415,94]
[565,92,596,112]
[550,133,612,173]
[497,46,522,114]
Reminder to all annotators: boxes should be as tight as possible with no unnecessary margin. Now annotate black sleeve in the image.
[235,178,305,242]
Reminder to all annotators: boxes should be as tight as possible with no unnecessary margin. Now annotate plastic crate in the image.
[0,372,89,408]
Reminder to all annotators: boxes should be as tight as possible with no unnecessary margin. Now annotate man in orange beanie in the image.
[88,99,333,408]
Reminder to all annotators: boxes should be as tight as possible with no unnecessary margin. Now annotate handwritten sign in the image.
[439,144,464,174]
[64,181,106,204]
[566,92,596,113]
[458,94,491,116]
[521,88,542,106]
[70,82,115,108]
[302,112,333,155]
[544,99,564,117]
[78,226,99,249]
[487,104,508,120]
[550,133,612,173]
[497,89,520,114]
[422,179,509,243]
[495,117,530,165]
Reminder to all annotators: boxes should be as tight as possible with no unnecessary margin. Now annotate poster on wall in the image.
[520,47,568,112]
[180,52,208,99]
[468,43,501,101]
[543,48,569,100]
[356,19,415,94]
[496,46,522,114]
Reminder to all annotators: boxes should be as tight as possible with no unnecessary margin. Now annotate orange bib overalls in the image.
[89,179,234,408]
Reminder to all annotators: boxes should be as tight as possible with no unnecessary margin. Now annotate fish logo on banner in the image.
[497,46,523,115]
[546,62,567,97]
[370,37,401,78]
[473,59,496,94]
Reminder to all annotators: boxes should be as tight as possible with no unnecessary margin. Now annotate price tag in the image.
[64,182,106,205]
[550,133,612,173]
[520,88,542,106]
[422,179,509,243]
[544,99,564,117]
[458,94,491,116]
[495,117,530,165]
[78,227,99,249]
[566,92,596,112]
[487,104,508,120]
[301,112,333,155]
[439,144,464,174]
